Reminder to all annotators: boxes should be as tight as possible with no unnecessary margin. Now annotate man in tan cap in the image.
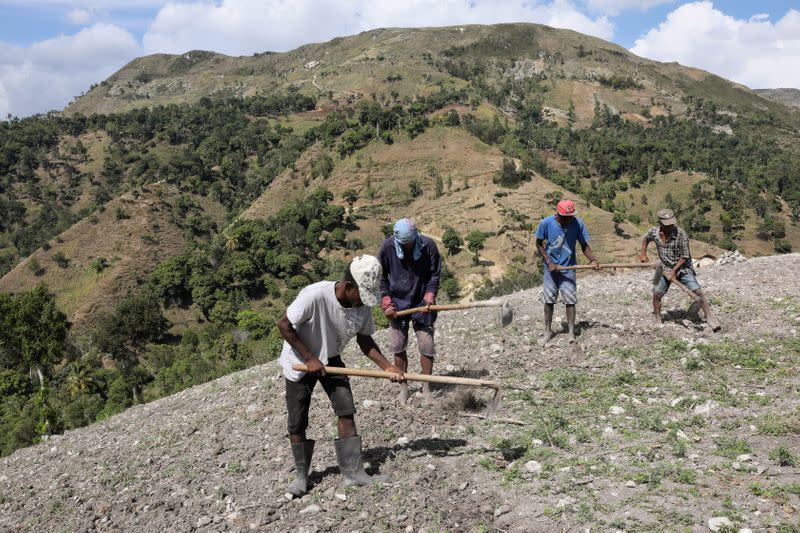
[640,209,719,330]
[278,255,404,497]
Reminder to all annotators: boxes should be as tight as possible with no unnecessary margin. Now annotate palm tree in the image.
[65,362,95,398]
[224,234,239,253]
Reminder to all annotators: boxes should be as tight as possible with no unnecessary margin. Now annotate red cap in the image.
[556,199,576,216]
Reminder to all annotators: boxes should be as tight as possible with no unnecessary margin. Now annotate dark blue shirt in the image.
[378,236,441,326]
[535,215,590,267]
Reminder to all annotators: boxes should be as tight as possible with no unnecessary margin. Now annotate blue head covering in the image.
[393,218,423,260]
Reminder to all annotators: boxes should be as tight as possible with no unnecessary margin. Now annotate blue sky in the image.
[1,1,799,117]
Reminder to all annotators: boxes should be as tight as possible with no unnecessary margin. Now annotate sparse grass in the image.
[769,445,797,467]
[713,437,752,459]
[760,412,800,436]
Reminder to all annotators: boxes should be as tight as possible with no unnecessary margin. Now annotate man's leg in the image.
[286,376,316,496]
[322,364,387,487]
[652,292,663,325]
[561,274,578,341]
[652,274,668,326]
[566,304,577,341]
[337,415,356,439]
[415,325,435,403]
[389,320,411,403]
[541,268,557,344]
[543,303,555,343]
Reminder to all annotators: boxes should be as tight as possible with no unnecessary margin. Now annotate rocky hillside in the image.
[755,88,800,109]
[68,24,798,128]
[2,253,798,532]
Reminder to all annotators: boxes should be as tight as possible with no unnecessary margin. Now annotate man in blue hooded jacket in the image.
[378,218,441,403]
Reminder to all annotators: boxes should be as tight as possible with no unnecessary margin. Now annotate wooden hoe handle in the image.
[291,364,500,389]
[395,300,505,317]
[557,262,658,271]
[664,273,702,301]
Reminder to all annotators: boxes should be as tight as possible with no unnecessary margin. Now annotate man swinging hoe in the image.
[277,255,404,497]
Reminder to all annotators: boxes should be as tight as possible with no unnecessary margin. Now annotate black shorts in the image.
[285,356,356,435]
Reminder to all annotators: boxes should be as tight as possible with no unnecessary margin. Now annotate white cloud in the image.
[0,81,9,118]
[66,7,92,24]
[143,0,614,56]
[585,0,674,17]
[0,23,139,117]
[631,1,800,89]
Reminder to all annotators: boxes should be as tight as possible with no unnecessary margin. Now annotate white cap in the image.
[350,255,382,307]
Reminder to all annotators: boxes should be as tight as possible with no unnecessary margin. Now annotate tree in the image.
[9,284,68,389]
[95,291,169,401]
[441,226,462,255]
[774,239,792,254]
[465,230,487,255]
[342,188,358,211]
[567,99,576,126]
[493,158,530,188]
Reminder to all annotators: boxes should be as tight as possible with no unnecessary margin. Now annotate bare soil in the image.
[1,254,799,532]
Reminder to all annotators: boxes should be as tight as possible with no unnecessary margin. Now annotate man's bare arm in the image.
[355,334,404,382]
[581,243,600,269]
[278,315,325,376]
[536,239,558,272]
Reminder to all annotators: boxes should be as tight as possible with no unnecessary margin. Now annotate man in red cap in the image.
[535,199,599,343]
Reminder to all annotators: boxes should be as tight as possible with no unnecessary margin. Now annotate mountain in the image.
[2,254,799,531]
[68,25,796,125]
[2,22,800,460]
[754,88,800,109]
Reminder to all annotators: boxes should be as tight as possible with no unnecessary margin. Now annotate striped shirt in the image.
[644,226,694,273]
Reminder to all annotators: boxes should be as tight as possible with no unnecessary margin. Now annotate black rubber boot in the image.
[286,440,314,497]
[334,435,387,487]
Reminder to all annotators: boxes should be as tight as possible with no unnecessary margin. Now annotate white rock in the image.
[732,462,741,471]
[609,406,626,415]
[445,364,456,372]
[197,516,212,528]
[694,400,718,415]
[603,426,616,438]
[708,516,734,532]
[426,464,436,471]
[736,454,752,462]
[670,397,685,407]
[676,430,689,441]
[625,480,636,488]
[300,504,322,514]
[362,400,380,409]
[490,343,503,353]
[524,460,542,474]
[556,496,576,508]
[739,529,753,533]
[397,437,410,446]
[494,505,510,517]
[335,493,346,501]
[531,438,544,446]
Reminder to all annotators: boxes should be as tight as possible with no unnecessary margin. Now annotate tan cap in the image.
[349,255,382,307]
[657,208,677,226]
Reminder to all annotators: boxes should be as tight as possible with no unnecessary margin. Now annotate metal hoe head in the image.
[485,387,503,419]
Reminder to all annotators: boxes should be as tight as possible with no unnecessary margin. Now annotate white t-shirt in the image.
[279,281,376,381]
